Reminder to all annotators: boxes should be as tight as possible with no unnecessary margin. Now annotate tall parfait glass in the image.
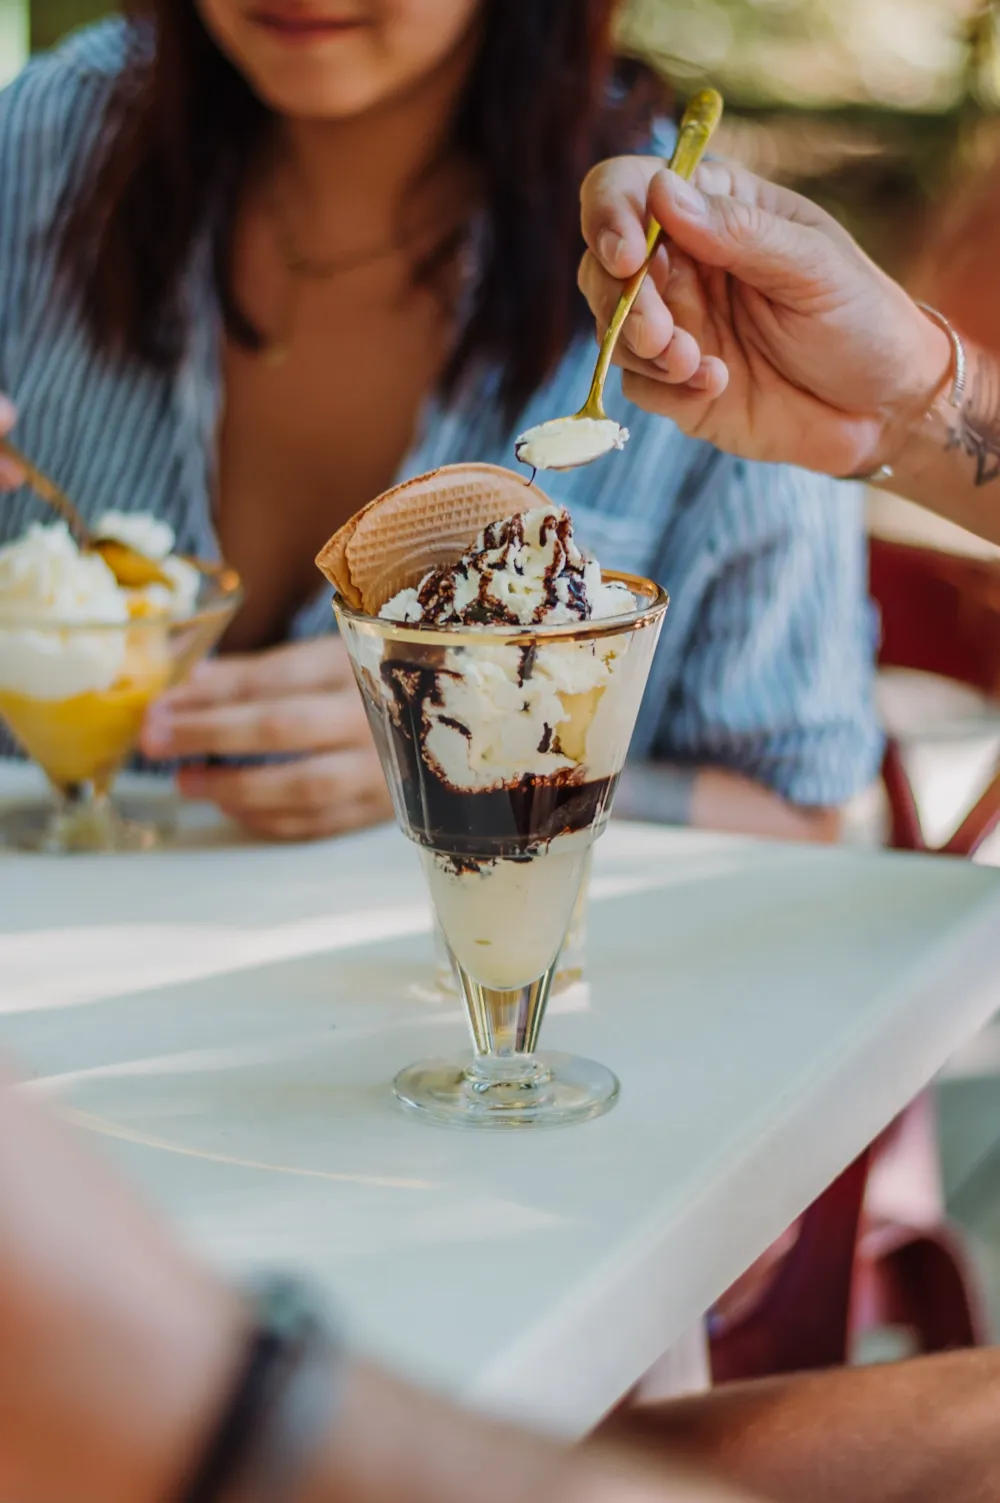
[336,570,668,1128]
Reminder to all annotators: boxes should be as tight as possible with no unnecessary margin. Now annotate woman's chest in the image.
[216,280,449,648]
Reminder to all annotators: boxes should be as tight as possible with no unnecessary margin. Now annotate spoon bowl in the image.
[514,88,724,474]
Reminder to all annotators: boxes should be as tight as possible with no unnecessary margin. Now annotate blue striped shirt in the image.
[0,21,882,804]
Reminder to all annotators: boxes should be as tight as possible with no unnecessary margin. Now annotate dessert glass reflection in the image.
[0,519,241,852]
[322,472,667,1127]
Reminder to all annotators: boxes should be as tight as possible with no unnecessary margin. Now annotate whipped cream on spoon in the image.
[514,88,723,474]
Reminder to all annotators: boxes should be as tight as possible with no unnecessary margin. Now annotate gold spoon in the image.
[0,434,176,589]
[514,87,724,473]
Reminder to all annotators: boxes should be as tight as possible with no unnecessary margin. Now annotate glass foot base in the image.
[393,1051,619,1129]
[0,795,176,853]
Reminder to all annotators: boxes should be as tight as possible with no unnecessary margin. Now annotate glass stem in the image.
[454,956,557,1087]
[47,779,119,852]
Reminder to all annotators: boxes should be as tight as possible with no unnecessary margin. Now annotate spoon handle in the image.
[0,435,91,544]
[583,88,724,415]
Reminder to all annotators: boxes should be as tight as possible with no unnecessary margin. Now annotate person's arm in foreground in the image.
[578,158,1000,545]
[0,1071,758,1503]
[595,1352,1000,1503]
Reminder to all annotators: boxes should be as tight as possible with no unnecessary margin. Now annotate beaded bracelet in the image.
[178,1276,342,1503]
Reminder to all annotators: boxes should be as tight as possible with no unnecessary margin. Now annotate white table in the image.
[3,762,1000,1436]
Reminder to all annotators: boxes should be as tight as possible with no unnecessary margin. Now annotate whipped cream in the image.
[381,505,634,627]
[378,506,636,793]
[135,554,201,616]
[0,518,200,700]
[0,523,129,698]
[95,510,177,562]
[417,642,606,790]
[0,523,128,628]
[514,417,629,472]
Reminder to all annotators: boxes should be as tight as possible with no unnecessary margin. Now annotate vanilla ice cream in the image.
[514,416,629,471]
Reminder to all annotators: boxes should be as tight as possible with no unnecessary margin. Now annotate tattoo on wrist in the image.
[946,352,1000,486]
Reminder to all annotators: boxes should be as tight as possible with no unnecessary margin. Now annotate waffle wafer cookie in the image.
[316,463,549,615]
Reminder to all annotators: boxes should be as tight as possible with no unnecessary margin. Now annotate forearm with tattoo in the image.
[946,348,1000,487]
[877,340,1000,543]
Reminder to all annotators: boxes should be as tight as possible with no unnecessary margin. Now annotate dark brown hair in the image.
[62,1,664,422]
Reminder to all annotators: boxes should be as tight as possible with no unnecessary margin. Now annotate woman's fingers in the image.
[0,394,24,491]
[142,686,368,759]
[162,637,353,711]
[0,458,24,490]
[178,747,392,840]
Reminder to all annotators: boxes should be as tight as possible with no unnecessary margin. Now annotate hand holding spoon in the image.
[1,433,176,589]
[514,88,724,474]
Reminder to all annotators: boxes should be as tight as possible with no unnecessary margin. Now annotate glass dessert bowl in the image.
[322,471,668,1128]
[0,521,241,852]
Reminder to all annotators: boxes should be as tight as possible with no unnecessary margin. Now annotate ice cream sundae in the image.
[0,516,240,851]
[373,503,640,982]
[318,463,668,1126]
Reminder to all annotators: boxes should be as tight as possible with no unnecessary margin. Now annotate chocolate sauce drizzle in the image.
[412,509,593,627]
[375,656,616,867]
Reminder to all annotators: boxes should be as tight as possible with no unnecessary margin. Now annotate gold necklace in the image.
[262,192,407,366]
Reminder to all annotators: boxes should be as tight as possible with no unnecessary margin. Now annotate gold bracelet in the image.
[849,302,967,484]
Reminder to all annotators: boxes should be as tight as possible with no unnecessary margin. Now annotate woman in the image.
[0,1,879,841]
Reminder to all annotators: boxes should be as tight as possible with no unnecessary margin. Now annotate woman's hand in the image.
[141,637,392,841]
[0,395,25,489]
[578,157,953,477]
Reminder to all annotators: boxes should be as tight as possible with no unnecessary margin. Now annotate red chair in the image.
[710,1151,872,1382]
[852,538,996,1353]
[874,537,1000,856]
[709,536,994,1384]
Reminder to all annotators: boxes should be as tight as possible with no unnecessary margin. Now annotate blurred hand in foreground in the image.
[0,1070,766,1503]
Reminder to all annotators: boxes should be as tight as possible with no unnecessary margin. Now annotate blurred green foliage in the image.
[30,0,109,52]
